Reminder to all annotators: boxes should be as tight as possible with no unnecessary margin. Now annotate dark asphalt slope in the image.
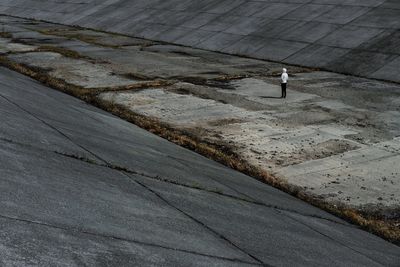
[0,67,399,266]
[0,0,399,82]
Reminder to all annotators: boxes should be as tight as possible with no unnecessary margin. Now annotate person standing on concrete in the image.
[281,68,288,98]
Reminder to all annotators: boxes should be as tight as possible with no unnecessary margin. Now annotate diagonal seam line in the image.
[0,93,264,263]
[0,213,260,266]
[0,93,110,166]
[132,178,268,266]
[0,136,351,227]
[280,211,386,267]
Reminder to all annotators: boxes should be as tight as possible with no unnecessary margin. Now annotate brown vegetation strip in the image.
[35,45,91,60]
[0,31,12,38]
[0,55,399,245]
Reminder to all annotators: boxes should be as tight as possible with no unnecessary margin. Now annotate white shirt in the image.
[281,73,288,83]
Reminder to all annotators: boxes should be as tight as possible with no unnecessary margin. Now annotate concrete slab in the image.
[311,0,385,7]
[222,36,269,56]
[251,19,305,38]
[200,15,244,32]
[326,50,398,76]
[281,211,400,267]
[8,52,140,88]
[351,7,400,28]
[317,25,384,49]
[227,1,270,17]
[0,15,400,262]
[284,4,336,21]
[358,30,400,54]
[0,37,36,53]
[203,0,246,14]
[314,5,371,24]
[179,12,220,29]
[253,38,308,61]
[224,17,271,36]
[251,2,302,19]
[0,217,255,267]
[0,141,253,262]
[196,32,245,52]
[2,3,400,82]
[278,21,341,43]
[371,56,400,82]
[284,44,350,67]
[174,29,218,47]
[137,176,397,266]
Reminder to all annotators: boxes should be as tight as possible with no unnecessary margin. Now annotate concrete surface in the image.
[1,62,399,266]
[0,16,399,219]
[0,1,399,82]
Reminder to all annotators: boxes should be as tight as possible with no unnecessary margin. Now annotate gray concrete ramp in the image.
[1,0,399,82]
[0,67,399,265]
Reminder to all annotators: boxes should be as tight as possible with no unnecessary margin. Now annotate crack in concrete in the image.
[0,134,350,228]
[133,179,268,266]
[0,93,110,166]
[0,213,260,265]
[279,211,386,267]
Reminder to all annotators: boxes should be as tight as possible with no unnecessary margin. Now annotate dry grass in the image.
[0,55,399,245]
[0,31,12,38]
[92,98,400,244]
[38,28,121,48]
[35,45,90,60]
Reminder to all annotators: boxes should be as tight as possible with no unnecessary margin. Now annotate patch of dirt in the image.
[273,139,360,167]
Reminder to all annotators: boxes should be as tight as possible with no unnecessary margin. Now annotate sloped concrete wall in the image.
[1,0,400,82]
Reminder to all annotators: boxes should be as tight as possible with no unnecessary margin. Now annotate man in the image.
[281,68,288,98]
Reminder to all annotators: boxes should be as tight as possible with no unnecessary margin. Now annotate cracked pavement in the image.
[0,63,399,265]
[0,15,398,215]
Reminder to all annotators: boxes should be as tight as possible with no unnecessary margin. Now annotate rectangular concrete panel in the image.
[137,177,393,266]
[224,17,272,35]
[202,0,246,14]
[350,7,400,28]
[196,32,245,52]
[174,29,218,47]
[222,35,269,56]
[284,4,336,21]
[252,38,309,62]
[228,1,271,17]
[251,19,306,38]
[317,25,385,49]
[284,44,350,67]
[326,50,398,76]
[179,12,220,29]
[200,15,243,32]
[358,30,400,54]
[311,0,385,7]
[1,0,400,84]
[278,21,341,43]
[371,56,400,83]
[314,5,371,24]
[252,2,302,19]
[380,0,400,9]
[154,27,193,43]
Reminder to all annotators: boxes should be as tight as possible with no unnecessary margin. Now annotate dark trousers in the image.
[281,83,287,98]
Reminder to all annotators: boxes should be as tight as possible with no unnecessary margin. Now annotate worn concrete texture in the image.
[0,0,399,82]
[0,15,399,222]
[1,61,400,266]
[1,15,400,264]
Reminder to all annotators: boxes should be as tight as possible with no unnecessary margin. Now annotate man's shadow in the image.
[260,96,282,99]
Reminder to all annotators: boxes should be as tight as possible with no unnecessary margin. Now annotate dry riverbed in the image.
[0,15,399,242]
